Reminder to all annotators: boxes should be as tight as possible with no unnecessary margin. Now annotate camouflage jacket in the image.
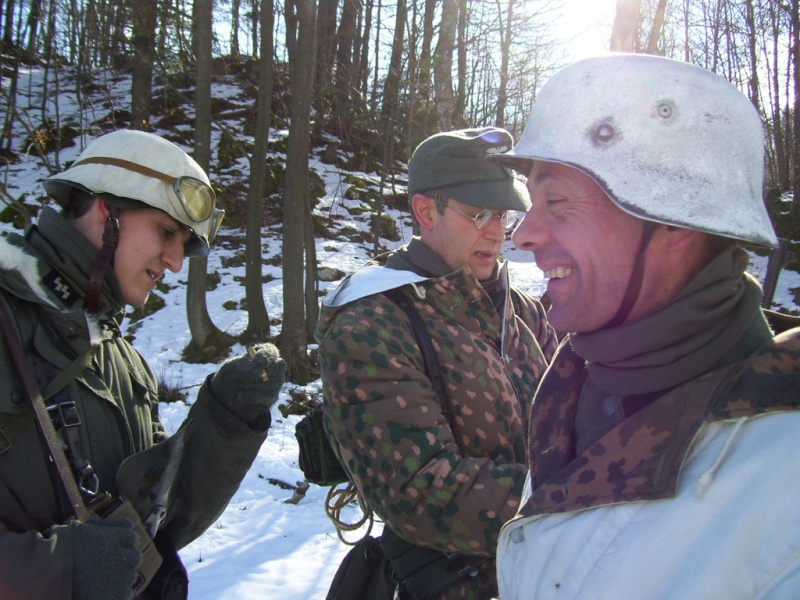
[497,327,800,600]
[317,256,557,600]
[0,209,269,599]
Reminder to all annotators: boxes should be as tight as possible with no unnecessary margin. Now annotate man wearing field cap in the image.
[317,127,557,599]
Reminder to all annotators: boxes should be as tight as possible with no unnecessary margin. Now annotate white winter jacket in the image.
[497,328,800,600]
[498,413,800,599]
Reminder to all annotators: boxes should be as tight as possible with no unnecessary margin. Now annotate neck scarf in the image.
[570,246,772,395]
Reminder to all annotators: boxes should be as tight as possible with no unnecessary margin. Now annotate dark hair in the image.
[706,233,737,260]
[428,191,447,215]
[61,187,96,220]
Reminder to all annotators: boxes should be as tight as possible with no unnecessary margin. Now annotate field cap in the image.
[408,127,530,211]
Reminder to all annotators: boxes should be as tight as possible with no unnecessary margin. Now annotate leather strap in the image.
[86,204,119,314]
[383,288,450,418]
[605,220,658,329]
[0,296,90,521]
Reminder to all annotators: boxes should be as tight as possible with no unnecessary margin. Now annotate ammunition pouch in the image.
[92,494,163,596]
[295,409,348,486]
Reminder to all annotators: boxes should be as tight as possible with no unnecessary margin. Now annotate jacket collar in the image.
[521,327,800,517]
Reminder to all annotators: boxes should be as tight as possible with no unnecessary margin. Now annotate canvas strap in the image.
[0,296,90,521]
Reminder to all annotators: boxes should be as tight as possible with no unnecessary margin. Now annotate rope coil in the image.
[325,480,376,545]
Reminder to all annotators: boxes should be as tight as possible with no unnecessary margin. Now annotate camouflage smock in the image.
[317,254,557,600]
[496,326,800,600]
[0,208,271,599]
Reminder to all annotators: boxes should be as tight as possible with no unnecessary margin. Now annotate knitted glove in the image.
[209,343,286,425]
[60,517,142,600]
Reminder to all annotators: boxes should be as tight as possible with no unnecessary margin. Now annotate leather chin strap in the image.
[86,204,120,314]
[603,220,659,329]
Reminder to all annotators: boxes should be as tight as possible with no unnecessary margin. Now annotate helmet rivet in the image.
[591,121,617,146]
[656,101,674,119]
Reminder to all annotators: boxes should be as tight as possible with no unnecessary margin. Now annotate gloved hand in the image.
[58,517,142,600]
[210,343,286,425]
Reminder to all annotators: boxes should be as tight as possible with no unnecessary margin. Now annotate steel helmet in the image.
[44,129,224,256]
[494,53,778,248]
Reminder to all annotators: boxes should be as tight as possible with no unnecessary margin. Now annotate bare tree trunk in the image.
[453,0,467,126]
[130,0,157,130]
[284,0,298,62]
[303,198,318,342]
[313,0,338,128]
[773,1,790,190]
[742,0,760,111]
[186,0,226,359]
[495,0,515,127]
[231,0,241,56]
[380,0,406,122]
[433,0,458,130]
[611,0,642,52]
[24,0,42,59]
[412,0,435,142]
[2,0,16,48]
[332,0,360,136]
[792,0,800,231]
[281,0,317,382]
[355,0,373,106]
[645,0,668,53]
[251,0,259,57]
[243,0,274,341]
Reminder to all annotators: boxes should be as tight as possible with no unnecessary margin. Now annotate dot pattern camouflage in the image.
[317,264,557,599]
[516,327,800,520]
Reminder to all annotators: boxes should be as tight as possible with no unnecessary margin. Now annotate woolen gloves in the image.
[210,343,286,427]
[62,517,142,600]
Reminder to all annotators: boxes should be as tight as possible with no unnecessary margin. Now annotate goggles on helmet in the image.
[71,156,224,244]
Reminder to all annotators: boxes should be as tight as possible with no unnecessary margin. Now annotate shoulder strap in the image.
[0,294,91,521]
[383,287,449,411]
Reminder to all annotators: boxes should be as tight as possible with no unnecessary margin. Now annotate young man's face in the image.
[422,197,508,281]
[512,161,646,333]
[114,208,190,307]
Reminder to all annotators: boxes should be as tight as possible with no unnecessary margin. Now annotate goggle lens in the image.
[174,176,216,222]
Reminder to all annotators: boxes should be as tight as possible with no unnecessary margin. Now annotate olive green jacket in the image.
[0,209,269,598]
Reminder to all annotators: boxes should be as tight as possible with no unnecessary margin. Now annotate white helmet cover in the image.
[44,129,219,254]
[495,53,778,248]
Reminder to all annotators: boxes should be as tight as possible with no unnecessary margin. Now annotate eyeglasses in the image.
[435,196,520,231]
[72,156,224,243]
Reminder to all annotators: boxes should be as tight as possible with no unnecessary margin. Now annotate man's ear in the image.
[71,196,111,249]
[411,194,437,231]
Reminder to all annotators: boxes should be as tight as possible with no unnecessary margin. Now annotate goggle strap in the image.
[72,156,177,184]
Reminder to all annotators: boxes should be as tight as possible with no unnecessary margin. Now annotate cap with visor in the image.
[408,127,530,212]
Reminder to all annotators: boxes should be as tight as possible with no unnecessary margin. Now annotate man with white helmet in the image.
[0,129,286,599]
[492,54,800,598]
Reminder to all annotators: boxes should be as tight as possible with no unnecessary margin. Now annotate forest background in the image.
[1,0,800,381]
